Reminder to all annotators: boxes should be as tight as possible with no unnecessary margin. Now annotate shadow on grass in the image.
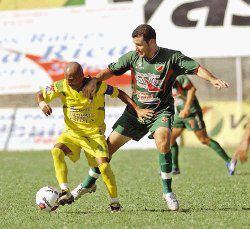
[58,207,250,215]
[178,207,250,213]
[59,210,105,215]
[236,171,250,176]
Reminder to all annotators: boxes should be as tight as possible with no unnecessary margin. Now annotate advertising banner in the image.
[182,101,250,147]
[4,106,155,151]
[7,108,64,150]
[0,108,15,150]
[2,102,249,151]
[147,0,250,58]
[1,1,250,95]
[0,4,142,94]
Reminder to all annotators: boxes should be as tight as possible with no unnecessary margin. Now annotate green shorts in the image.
[173,111,205,131]
[112,110,173,141]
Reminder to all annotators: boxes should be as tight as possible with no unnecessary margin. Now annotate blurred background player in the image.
[35,61,153,212]
[171,75,236,176]
[232,120,250,164]
[71,24,229,211]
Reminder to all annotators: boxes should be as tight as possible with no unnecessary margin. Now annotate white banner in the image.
[5,107,155,151]
[148,0,250,58]
[0,109,15,150]
[1,1,249,94]
[7,108,64,151]
[0,4,143,94]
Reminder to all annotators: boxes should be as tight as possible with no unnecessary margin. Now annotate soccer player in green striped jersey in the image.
[171,75,236,176]
[72,24,229,211]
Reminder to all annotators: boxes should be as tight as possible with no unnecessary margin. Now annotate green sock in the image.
[171,142,179,170]
[159,152,172,193]
[208,139,231,162]
[82,167,101,188]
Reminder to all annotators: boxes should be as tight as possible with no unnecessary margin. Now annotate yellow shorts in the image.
[56,131,109,166]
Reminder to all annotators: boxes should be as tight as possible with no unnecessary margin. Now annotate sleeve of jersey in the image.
[96,82,119,98]
[179,75,193,90]
[108,52,133,76]
[42,82,60,103]
[173,52,200,75]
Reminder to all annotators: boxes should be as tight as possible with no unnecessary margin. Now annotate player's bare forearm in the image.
[184,86,196,111]
[117,89,137,111]
[35,91,52,116]
[95,68,114,82]
[35,91,45,104]
[196,66,229,89]
[117,89,154,119]
[196,66,216,82]
[83,68,113,98]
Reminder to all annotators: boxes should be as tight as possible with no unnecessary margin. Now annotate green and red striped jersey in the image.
[108,47,199,114]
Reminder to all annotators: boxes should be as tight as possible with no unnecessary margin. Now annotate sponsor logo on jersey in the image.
[136,91,160,104]
[162,117,168,123]
[135,72,162,92]
[155,64,164,72]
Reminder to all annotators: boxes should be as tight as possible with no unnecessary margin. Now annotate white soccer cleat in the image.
[226,160,237,176]
[163,192,179,211]
[71,184,97,200]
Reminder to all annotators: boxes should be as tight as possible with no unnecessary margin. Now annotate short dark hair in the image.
[132,24,156,42]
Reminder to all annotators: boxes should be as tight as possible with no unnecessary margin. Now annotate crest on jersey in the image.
[162,117,168,123]
[45,85,55,93]
[155,64,164,72]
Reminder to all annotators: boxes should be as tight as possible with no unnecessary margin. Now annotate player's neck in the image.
[146,46,159,60]
[76,78,86,92]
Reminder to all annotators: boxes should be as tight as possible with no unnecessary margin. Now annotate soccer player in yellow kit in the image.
[35,62,153,212]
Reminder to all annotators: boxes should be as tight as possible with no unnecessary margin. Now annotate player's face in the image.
[133,36,151,58]
[66,73,83,91]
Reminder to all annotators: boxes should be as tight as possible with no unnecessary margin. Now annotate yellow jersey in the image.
[42,79,119,136]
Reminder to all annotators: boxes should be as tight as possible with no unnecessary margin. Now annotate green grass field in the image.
[0,148,249,228]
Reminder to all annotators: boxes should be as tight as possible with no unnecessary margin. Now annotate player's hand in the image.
[136,108,154,121]
[82,77,98,98]
[41,104,52,116]
[211,78,229,89]
[179,108,190,119]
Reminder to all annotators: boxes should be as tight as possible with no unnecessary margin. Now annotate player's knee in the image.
[156,140,170,153]
[98,161,109,173]
[96,157,109,166]
[52,143,70,160]
[51,147,64,159]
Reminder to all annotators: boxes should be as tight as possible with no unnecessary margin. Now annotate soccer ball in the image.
[36,186,60,212]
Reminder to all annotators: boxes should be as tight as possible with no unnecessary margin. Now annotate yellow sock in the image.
[98,162,118,199]
[51,148,68,186]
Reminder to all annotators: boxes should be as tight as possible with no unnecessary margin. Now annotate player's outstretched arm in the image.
[179,86,196,119]
[82,68,114,98]
[117,89,154,120]
[196,66,229,89]
[35,91,52,116]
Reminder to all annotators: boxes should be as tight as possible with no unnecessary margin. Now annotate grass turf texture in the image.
[0,148,249,228]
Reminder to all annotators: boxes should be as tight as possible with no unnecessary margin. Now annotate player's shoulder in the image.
[160,47,181,54]
[159,47,182,58]
[53,79,65,92]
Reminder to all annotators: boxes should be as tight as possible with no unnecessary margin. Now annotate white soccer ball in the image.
[36,186,60,212]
